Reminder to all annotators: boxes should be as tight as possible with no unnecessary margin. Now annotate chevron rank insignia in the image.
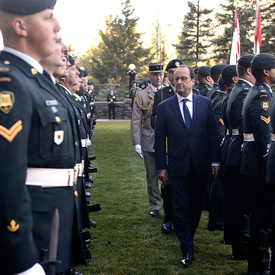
[0,120,22,142]
[260,116,270,124]
[260,94,268,98]
[0,91,14,114]
[219,118,224,125]
[261,102,269,111]
[7,220,20,232]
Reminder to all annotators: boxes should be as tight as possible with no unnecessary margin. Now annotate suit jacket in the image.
[131,85,155,152]
[0,51,85,274]
[154,93,220,177]
[151,85,175,129]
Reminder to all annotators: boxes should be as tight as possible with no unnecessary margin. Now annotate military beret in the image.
[68,55,75,67]
[165,59,183,71]
[143,77,151,84]
[251,53,275,69]
[83,70,88,77]
[77,66,84,78]
[238,54,255,68]
[198,66,211,76]
[0,0,56,15]
[88,81,94,85]
[210,64,227,75]
[131,80,136,84]
[194,67,199,74]
[149,62,164,73]
[221,65,237,77]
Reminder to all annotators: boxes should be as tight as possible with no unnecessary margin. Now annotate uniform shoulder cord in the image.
[135,90,154,120]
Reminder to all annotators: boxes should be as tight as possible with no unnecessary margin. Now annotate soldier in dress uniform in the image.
[225,54,255,260]
[0,1,88,274]
[131,63,163,217]
[151,59,183,233]
[219,65,238,245]
[107,89,117,119]
[241,53,275,275]
[196,66,214,96]
[207,64,227,100]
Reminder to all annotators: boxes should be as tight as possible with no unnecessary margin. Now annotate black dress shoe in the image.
[248,269,270,275]
[85,183,92,189]
[150,210,159,217]
[161,220,172,234]
[181,253,192,267]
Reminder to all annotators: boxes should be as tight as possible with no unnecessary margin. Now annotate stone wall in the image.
[93,98,132,120]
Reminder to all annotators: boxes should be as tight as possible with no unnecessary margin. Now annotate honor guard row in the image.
[0,0,99,274]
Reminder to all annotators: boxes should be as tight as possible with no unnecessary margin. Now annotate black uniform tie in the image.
[182,98,191,129]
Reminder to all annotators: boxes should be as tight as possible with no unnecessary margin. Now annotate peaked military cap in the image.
[0,0,57,14]
[221,65,237,77]
[251,53,275,70]
[165,59,183,71]
[210,64,227,75]
[149,63,164,73]
[198,66,211,76]
[238,54,254,68]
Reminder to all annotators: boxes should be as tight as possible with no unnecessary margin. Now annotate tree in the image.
[79,0,152,88]
[150,20,169,64]
[174,0,214,67]
[261,0,275,54]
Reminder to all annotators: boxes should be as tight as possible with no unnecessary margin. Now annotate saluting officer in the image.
[0,1,88,274]
[241,53,275,275]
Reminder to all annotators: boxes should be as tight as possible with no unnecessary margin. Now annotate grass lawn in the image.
[76,120,248,275]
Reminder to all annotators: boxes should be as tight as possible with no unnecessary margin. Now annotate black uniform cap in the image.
[0,0,57,15]
[210,64,227,75]
[221,65,237,77]
[251,53,275,69]
[237,54,255,68]
[165,59,183,71]
[194,67,199,74]
[88,81,94,85]
[198,66,211,76]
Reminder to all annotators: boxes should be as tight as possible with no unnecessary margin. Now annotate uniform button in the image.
[74,191,78,197]
[4,61,10,65]
[75,142,78,146]
[55,116,61,123]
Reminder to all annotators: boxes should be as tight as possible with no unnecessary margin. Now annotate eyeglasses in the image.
[174,77,190,82]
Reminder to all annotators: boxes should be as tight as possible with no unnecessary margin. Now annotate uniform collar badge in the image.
[0,91,14,114]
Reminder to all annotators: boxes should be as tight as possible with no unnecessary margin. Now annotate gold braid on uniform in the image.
[135,90,154,119]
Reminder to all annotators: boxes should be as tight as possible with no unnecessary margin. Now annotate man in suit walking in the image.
[154,65,220,267]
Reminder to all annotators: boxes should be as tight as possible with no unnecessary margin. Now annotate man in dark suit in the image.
[154,65,220,267]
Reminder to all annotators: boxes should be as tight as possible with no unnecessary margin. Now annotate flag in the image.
[230,7,240,65]
[254,0,262,54]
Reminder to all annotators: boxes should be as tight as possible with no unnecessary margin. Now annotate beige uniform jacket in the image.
[131,85,155,152]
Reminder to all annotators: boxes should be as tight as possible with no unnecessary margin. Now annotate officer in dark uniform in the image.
[196,66,214,96]
[151,59,183,234]
[207,64,227,100]
[225,54,255,260]
[107,89,117,119]
[241,53,275,275]
[219,65,238,245]
[0,1,88,274]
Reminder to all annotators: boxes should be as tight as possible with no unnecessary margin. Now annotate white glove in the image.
[15,263,46,275]
[135,144,143,159]
[87,139,91,147]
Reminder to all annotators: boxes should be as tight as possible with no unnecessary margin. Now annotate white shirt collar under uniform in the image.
[3,47,44,74]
